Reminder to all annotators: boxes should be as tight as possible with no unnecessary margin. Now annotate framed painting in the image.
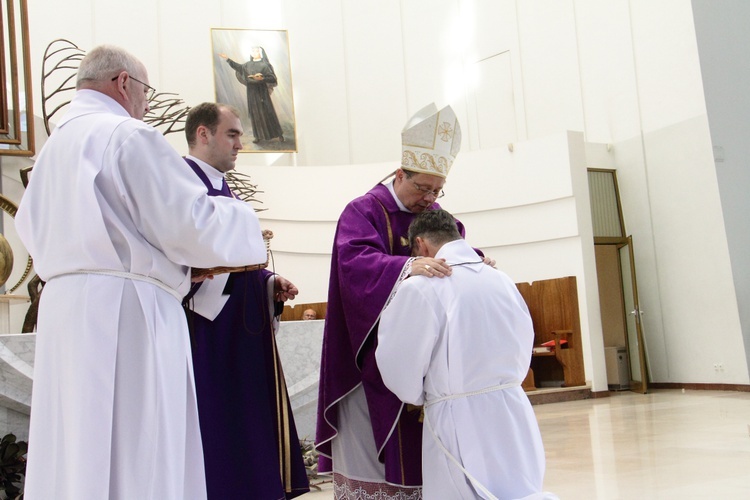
[211,28,297,153]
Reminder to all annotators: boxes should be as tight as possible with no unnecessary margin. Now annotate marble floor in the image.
[301,389,750,499]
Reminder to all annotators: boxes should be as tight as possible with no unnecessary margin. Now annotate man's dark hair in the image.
[408,209,461,250]
[185,102,240,146]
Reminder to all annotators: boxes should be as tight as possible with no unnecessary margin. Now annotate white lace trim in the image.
[333,474,422,500]
[384,258,416,310]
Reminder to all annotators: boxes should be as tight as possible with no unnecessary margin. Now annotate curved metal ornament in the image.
[0,194,33,294]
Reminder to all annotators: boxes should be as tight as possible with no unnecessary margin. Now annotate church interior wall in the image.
[571,0,747,384]
[616,0,746,384]
[639,117,745,384]
[463,1,527,148]
[572,1,643,145]
[691,0,750,378]
[514,1,586,140]
[0,0,743,387]
[283,0,361,167]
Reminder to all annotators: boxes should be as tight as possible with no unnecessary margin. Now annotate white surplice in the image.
[15,90,267,500]
[377,239,550,500]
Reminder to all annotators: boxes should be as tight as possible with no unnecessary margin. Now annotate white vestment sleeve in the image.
[376,279,440,405]
[110,126,267,269]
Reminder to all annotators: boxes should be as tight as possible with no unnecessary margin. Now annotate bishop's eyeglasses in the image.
[408,177,445,199]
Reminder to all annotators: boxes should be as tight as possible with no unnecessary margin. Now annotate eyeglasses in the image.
[408,177,445,199]
[112,75,156,101]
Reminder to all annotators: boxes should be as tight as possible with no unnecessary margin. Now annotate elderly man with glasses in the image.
[316,104,494,499]
[16,45,268,500]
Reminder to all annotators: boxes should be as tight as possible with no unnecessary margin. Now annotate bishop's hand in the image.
[410,257,451,278]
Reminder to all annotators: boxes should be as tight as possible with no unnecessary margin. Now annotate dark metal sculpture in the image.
[40,39,85,137]
[39,38,264,205]
[40,39,190,138]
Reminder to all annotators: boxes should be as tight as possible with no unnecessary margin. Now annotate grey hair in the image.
[76,45,145,88]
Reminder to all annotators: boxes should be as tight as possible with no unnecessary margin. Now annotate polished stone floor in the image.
[301,389,750,499]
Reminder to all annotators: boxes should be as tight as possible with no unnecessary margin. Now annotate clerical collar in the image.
[450,260,484,267]
[436,240,484,268]
[384,180,410,213]
[186,155,225,191]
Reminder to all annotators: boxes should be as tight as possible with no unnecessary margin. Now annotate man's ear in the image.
[197,125,210,144]
[413,236,429,257]
[112,73,129,101]
[395,168,405,185]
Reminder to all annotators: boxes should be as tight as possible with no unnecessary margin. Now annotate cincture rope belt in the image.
[423,380,522,500]
[50,270,182,302]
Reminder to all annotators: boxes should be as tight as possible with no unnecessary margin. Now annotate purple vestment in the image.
[184,158,309,499]
[315,183,468,486]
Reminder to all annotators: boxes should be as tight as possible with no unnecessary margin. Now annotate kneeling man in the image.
[376,209,557,500]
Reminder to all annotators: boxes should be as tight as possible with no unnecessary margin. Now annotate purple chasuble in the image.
[315,183,468,486]
[184,158,309,499]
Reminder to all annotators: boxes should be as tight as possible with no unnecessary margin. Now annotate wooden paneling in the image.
[518,276,586,389]
[280,301,327,322]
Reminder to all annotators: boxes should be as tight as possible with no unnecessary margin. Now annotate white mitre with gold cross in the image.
[401,103,461,179]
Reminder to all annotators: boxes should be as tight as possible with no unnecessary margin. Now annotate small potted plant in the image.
[0,433,27,500]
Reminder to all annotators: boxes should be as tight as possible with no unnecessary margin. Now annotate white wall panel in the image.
[90,1,160,73]
[282,0,350,166]
[465,0,526,147]
[472,52,518,149]
[263,252,333,304]
[516,1,584,139]
[470,0,518,62]
[693,0,750,378]
[482,238,584,285]
[447,133,575,213]
[573,0,642,144]
[643,117,745,383]
[27,1,91,131]
[341,1,407,165]
[400,0,465,117]
[629,0,707,133]
[156,1,223,154]
[454,199,579,248]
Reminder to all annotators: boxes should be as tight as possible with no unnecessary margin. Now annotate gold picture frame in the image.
[0,0,34,157]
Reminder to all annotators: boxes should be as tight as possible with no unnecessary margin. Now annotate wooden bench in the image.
[280,301,327,321]
[517,276,586,390]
